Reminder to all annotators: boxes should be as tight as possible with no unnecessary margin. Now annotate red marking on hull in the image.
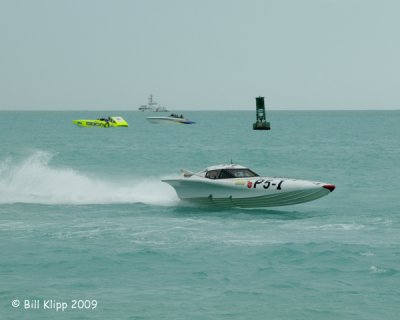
[323,184,336,192]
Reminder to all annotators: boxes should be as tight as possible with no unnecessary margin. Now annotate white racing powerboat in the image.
[162,164,335,208]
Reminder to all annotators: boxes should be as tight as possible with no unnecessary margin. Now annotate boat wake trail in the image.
[0,151,178,206]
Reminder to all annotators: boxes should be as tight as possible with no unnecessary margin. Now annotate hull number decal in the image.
[251,179,284,190]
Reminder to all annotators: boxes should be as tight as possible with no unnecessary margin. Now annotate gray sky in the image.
[1,0,399,110]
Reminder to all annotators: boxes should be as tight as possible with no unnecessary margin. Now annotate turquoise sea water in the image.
[0,110,399,319]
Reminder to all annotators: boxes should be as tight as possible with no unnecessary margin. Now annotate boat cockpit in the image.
[205,168,259,180]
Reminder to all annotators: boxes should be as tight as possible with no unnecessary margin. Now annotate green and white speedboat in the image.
[72,116,128,128]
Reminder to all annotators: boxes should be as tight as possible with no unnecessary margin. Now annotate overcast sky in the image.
[1,0,399,110]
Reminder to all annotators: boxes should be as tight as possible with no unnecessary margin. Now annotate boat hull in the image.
[146,117,195,124]
[162,177,334,208]
[72,120,109,127]
[72,117,128,128]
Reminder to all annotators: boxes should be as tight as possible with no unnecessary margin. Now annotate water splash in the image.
[0,151,178,205]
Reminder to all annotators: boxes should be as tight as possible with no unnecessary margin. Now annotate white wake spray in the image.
[0,151,178,205]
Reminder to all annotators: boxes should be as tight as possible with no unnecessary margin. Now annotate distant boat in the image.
[138,94,168,112]
[72,116,128,128]
[146,114,195,124]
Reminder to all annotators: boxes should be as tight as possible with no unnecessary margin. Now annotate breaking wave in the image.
[0,151,178,205]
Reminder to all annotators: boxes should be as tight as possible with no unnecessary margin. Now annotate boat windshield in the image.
[205,168,259,179]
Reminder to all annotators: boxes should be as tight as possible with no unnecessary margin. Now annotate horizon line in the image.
[0,108,399,112]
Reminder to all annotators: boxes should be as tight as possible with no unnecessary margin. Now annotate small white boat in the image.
[146,114,195,124]
[162,164,335,208]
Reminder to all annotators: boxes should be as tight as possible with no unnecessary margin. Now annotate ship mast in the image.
[148,94,157,107]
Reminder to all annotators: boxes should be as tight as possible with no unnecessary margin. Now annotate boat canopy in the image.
[205,168,259,180]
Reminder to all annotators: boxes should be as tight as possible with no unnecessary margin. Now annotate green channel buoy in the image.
[253,96,271,130]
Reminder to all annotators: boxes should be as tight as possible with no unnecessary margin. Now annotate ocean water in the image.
[0,110,399,319]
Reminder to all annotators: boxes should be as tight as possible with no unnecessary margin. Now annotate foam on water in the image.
[305,223,366,231]
[0,151,178,205]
